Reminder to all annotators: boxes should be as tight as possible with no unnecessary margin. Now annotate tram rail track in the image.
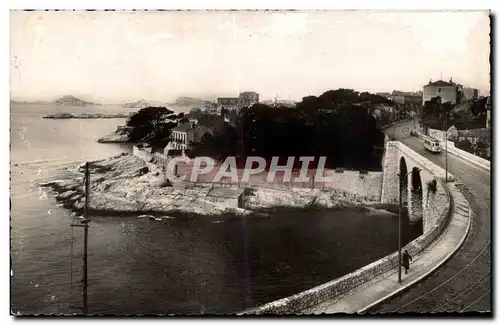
[369,122,491,314]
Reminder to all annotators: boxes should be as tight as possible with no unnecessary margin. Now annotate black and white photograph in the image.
[8,8,492,316]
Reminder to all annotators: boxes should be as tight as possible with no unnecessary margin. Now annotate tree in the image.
[185,89,388,170]
[421,97,454,130]
[469,97,487,116]
[234,89,385,170]
[189,125,238,162]
[126,106,181,141]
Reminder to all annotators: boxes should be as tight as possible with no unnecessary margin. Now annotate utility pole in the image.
[82,162,90,315]
[443,106,448,182]
[70,162,90,315]
[398,172,402,283]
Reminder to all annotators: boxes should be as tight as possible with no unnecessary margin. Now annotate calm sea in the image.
[10,103,421,315]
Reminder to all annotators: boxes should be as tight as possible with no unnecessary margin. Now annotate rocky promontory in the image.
[97,132,130,143]
[39,153,374,217]
[97,126,132,143]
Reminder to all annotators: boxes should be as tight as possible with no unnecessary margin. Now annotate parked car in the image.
[410,129,418,136]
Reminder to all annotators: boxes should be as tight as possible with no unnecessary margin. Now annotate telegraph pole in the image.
[443,106,448,182]
[398,172,402,283]
[70,162,90,315]
[82,162,90,315]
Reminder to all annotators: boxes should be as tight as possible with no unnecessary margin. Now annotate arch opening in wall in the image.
[399,157,408,205]
[410,167,423,224]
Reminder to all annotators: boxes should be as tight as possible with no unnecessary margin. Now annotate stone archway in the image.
[399,157,408,206]
[409,167,423,223]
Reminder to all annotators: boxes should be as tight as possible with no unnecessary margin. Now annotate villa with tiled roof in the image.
[422,78,459,105]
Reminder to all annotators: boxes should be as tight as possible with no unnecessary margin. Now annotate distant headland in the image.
[11,95,212,108]
[11,95,96,106]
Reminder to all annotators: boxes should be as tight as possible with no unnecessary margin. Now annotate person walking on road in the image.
[402,250,413,274]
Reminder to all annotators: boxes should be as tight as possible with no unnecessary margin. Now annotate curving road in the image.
[369,120,491,314]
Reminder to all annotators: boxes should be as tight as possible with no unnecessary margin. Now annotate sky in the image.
[10,10,491,103]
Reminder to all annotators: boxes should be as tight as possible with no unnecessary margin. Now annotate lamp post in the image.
[398,168,419,283]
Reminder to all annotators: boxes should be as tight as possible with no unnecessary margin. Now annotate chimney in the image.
[450,77,453,83]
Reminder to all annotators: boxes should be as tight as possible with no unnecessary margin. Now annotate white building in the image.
[165,121,213,154]
[216,91,260,113]
[238,91,259,108]
[422,79,458,105]
[217,97,239,113]
[203,102,218,115]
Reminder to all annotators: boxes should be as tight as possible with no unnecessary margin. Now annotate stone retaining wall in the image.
[132,145,153,162]
[156,157,383,201]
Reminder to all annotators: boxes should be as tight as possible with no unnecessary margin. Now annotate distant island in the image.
[11,95,97,106]
[43,112,130,119]
[53,95,96,106]
[123,99,151,109]
[168,96,212,107]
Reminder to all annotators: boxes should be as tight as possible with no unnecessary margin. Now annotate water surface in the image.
[10,104,422,314]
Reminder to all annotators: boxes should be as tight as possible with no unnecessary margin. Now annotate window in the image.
[438,88,441,93]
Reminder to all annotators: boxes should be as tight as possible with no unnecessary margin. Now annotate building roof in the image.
[239,91,259,98]
[425,80,456,87]
[392,90,422,97]
[193,125,213,142]
[217,97,239,105]
[171,122,193,133]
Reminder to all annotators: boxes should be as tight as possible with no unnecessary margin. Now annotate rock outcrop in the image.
[40,153,383,217]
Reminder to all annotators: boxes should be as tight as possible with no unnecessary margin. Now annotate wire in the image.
[393,241,490,312]
[432,272,490,312]
[68,211,77,312]
[460,290,490,312]
[68,171,84,313]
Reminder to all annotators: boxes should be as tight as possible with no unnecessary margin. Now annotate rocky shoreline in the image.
[43,113,129,119]
[97,131,130,143]
[38,153,389,218]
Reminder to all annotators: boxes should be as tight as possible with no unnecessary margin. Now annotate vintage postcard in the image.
[10,10,491,316]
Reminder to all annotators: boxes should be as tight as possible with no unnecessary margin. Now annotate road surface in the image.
[368,120,491,314]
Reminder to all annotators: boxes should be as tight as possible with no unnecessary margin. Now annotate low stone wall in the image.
[418,129,490,170]
[322,170,382,201]
[396,141,455,182]
[132,145,153,162]
[443,141,490,170]
[240,148,453,315]
[427,128,455,141]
